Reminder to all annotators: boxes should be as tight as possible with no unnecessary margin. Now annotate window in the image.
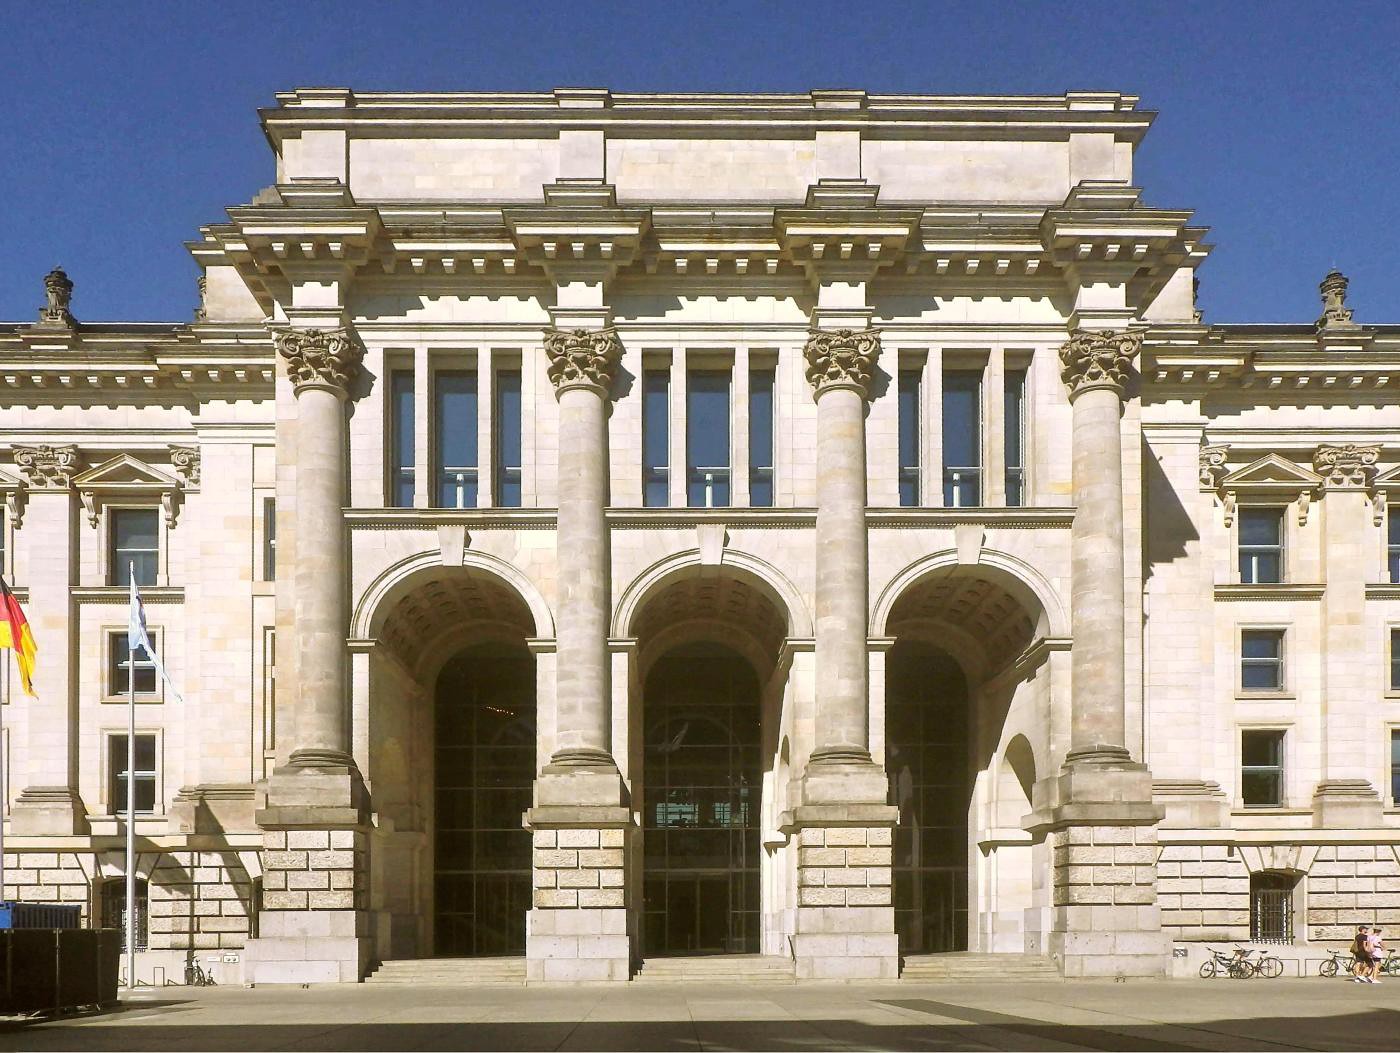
[262,498,276,582]
[898,368,921,507]
[389,370,415,507]
[1391,729,1400,805]
[1389,508,1400,584]
[494,369,522,507]
[435,371,478,508]
[102,878,149,952]
[642,369,670,507]
[1250,872,1296,944]
[686,370,730,508]
[1004,368,1027,506]
[109,632,157,696]
[749,367,775,507]
[0,506,6,573]
[942,371,982,507]
[1241,629,1285,692]
[1241,729,1285,807]
[1239,508,1284,584]
[1393,629,1400,692]
[110,509,158,586]
[108,733,157,814]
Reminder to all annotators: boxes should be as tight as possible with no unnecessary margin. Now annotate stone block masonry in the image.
[791,823,898,980]
[148,851,256,950]
[1050,824,1168,977]
[525,815,632,982]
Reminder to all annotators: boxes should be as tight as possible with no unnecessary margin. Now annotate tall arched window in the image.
[101,878,149,951]
[1250,871,1297,944]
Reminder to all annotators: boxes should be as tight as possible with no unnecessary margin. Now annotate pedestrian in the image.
[1369,927,1384,985]
[1352,925,1371,982]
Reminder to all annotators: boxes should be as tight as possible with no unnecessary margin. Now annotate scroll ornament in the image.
[1058,328,1142,400]
[802,327,881,398]
[1313,443,1379,489]
[543,327,623,395]
[14,444,81,490]
[275,328,365,394]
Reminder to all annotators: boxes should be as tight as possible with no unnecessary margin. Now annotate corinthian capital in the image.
[543,327,623,397]
[1058,328,1142,401]
[1313,443,1380,488]
[803,327,880,399]
[275,328,365,396]
[13,444,81,489]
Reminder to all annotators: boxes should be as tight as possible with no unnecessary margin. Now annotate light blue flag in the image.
[127,567,183,702]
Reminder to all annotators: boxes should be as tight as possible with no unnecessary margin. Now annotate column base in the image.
[1312,780,1383,827]
[1152,780,1228,828]
[524,803,633,983]
[781,802,900,981]
[1033,757,1168,979]
[10,786,87,835]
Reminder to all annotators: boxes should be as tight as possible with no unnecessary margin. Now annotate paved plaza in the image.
[2,979,1397,1051]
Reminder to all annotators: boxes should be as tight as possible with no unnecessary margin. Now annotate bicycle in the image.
[184,961,217,987]
[1239,947,1284,978]
[1319,948,1358,978]
[1199,946,1254,979]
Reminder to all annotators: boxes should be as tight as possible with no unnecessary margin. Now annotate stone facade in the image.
[0,88,1397,984]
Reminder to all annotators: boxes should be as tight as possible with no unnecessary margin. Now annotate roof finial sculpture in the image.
[1316,269,1357,331]
[37,266,76,329]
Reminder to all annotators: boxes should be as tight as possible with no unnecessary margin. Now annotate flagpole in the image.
[126,562,136,990]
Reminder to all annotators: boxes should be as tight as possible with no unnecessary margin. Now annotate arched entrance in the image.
[362,560,543,960]
[642,642,761,956]
[627,567,793,959]
[880,561,1050,956]
[433,642,535,956]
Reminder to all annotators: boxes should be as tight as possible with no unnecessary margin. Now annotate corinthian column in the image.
[542,327,622,771]
[274,328,364,770]
[804,327,881,770]
[1058,328,1141,763]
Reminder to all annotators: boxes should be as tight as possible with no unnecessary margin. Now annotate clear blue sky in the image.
[2,1,1396,324]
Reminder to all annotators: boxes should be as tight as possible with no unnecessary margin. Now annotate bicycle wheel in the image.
[1385,958,1400,977]
[1257,956,1283,979]
[1228,960,1254,979]
[1320,958,1338,977]
[1199,960,1217,979]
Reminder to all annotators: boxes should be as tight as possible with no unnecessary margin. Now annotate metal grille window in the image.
[686,370,730,508]
[748,367,775,507]
[942,371,982,507]
[1390,509,1400,584]
[642,369,670,507]
[262,497,276,582]
[435,370,478,508]
[1241,629,1285,692]
[1241,729,1285,807]
[898,368,921,507]
[102,879,148,952]
[109,632,157,696]
[494,369,522,507]
[389,370,415,507]
[108,733,157,813]
[110,509,158,586]
[1239,508,1284,584]
[1250,872,1296,944]
[1004,368,1027,506]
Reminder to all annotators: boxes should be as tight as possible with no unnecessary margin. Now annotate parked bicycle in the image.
[1199,946,1254,978]
[184,960,217,987]
[1319,947,1358,978]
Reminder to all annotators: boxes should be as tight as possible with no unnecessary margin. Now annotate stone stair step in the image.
[634,955,795,984]
[900,953,1060,981]
[365,958,527,985]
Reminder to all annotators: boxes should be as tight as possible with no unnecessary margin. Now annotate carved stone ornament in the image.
[1058,328,1142,401]
[543,327,623,396]
[170,445,201,488]
[1313,443,1380,489]
[274,328,365,395]
[802,327,881,398]
[13,444,81,489]
[1199,444,1229,489]
[37,266,75,328]
[1316,269,1357,331]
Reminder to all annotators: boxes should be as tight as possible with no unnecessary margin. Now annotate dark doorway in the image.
[433,641,535,957]
[887,641,971,954]
[642,642,761,956]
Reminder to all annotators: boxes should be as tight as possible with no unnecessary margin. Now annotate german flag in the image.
[0,575,36,696]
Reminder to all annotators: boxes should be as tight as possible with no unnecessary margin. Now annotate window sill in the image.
[1364,584,1400,599]
[100,695,167,705]
[1231,807,1311,816]
[73,586,184,603]
[1215,584,1326,601]
[1234,692,1296,701]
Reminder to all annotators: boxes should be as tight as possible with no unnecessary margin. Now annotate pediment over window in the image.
[1370,463,1400,526]
[72,454,180,527]
[1216,454,1322,527]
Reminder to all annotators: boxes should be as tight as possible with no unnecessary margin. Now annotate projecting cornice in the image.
[1142,325,1400,392]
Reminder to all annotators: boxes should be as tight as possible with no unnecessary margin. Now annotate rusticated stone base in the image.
[524,804,632,982]
[243,813,371,984]
[785,803,899,981]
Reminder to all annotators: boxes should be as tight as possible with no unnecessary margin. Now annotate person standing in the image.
[1368,927,1385,985]
[1352,925,1371,982]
